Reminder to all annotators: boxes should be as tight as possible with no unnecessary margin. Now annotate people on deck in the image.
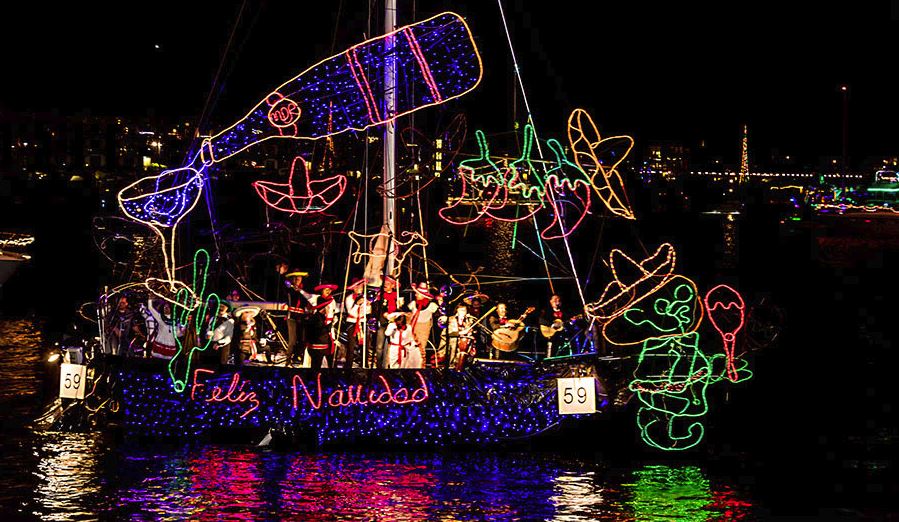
[284,269,312,366]
[207,302,235,365]
[384,312,421,369]
[146,298,181,359]
[441,303,475,370]
[463,292,490,358]
[106,295,143,356]
[234,305,266,364]
[306,296,336,370]
[408,282,439,364]
[539,294,574,359]
[340,277,369,369]
[373,275,400,369]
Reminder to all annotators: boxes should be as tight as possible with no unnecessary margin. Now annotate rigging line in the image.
[329,0,345,54]
[515,239,569,274]
[498,0,588,306]
[194,0,249,141]
[584,214,607,289]
[498,0,554,291]
[335,169,365,341]
[415,177,430,283]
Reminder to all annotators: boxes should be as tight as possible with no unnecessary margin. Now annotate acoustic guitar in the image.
[491,307,536,352]
[539,313,584,339]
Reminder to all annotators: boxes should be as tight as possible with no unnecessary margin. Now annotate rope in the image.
[497,0,588,308]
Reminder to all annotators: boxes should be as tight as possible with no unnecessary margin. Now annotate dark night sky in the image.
[1,1,895,165]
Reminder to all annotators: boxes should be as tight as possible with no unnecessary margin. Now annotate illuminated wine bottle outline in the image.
[117,12,482,294]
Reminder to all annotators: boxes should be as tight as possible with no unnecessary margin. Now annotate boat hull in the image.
[103,356,611,446]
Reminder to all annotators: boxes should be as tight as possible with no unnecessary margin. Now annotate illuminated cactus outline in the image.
[168,249,220,392]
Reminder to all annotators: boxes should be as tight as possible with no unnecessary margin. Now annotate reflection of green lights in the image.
[627,465,712,521]
[868,187,899,193]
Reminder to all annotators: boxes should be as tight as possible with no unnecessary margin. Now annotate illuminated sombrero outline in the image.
[585,243,677,322]
[253,157,347,215]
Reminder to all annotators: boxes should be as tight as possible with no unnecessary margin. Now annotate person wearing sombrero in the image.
[372,275,401,369]
[206,301,235,365]
[438,302,475,370]
[339,277,369,369]
[305,295,337,370]
[233,304,266,364]
[538,294,580,359]
[406,281,439,367]
[284,269,313,366]
[384,311,421,369]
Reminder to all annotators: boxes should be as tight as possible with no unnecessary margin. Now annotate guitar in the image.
[540,313,584,339]
[491,307,536,352]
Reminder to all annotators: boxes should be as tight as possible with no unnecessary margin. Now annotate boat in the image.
[0,232,33,291]
[42,4,758,452]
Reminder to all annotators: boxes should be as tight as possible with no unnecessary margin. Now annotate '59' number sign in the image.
[557,377,596,414]
[59,363,87,400]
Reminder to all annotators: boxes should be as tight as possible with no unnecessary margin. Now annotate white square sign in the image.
[557,377,596,415]
[59,363,87,400]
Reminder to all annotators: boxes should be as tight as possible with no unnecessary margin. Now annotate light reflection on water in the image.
[11,444,757,520]
[0,318,758,520]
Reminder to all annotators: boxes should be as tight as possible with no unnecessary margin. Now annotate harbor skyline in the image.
[1,1,896,163]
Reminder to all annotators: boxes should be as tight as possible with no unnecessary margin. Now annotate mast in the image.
[383,0,398,277]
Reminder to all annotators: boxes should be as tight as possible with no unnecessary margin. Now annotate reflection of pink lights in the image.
[704,284,745,382]
[253,157,346,215]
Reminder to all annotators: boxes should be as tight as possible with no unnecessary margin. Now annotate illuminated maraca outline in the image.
[703,284,746,382]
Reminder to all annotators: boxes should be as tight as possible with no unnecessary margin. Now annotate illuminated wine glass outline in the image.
[117,163,207,303]
[703,284,746,382]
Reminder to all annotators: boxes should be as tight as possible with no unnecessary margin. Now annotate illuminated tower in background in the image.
[739,124,749,184]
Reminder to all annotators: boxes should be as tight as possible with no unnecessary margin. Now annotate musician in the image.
[407,282,439,365]
[106,295,142,356]
[538,294,572,359]
[306,297,335,370]
[234,305,267,364]
[440,303,475,370]
[341,277,369,369]
[463,292,489,358]
[488,303,520,360]
[206,302,235,365]
[384,312,421,369]
[373,275,400,369]
[284,269,312,366]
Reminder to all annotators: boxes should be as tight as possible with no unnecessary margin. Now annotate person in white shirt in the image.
[384,312,421,369]
[207,302,235,365]
[340,277,369,369]
[407,282,439,366]
[146,298,182,359]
